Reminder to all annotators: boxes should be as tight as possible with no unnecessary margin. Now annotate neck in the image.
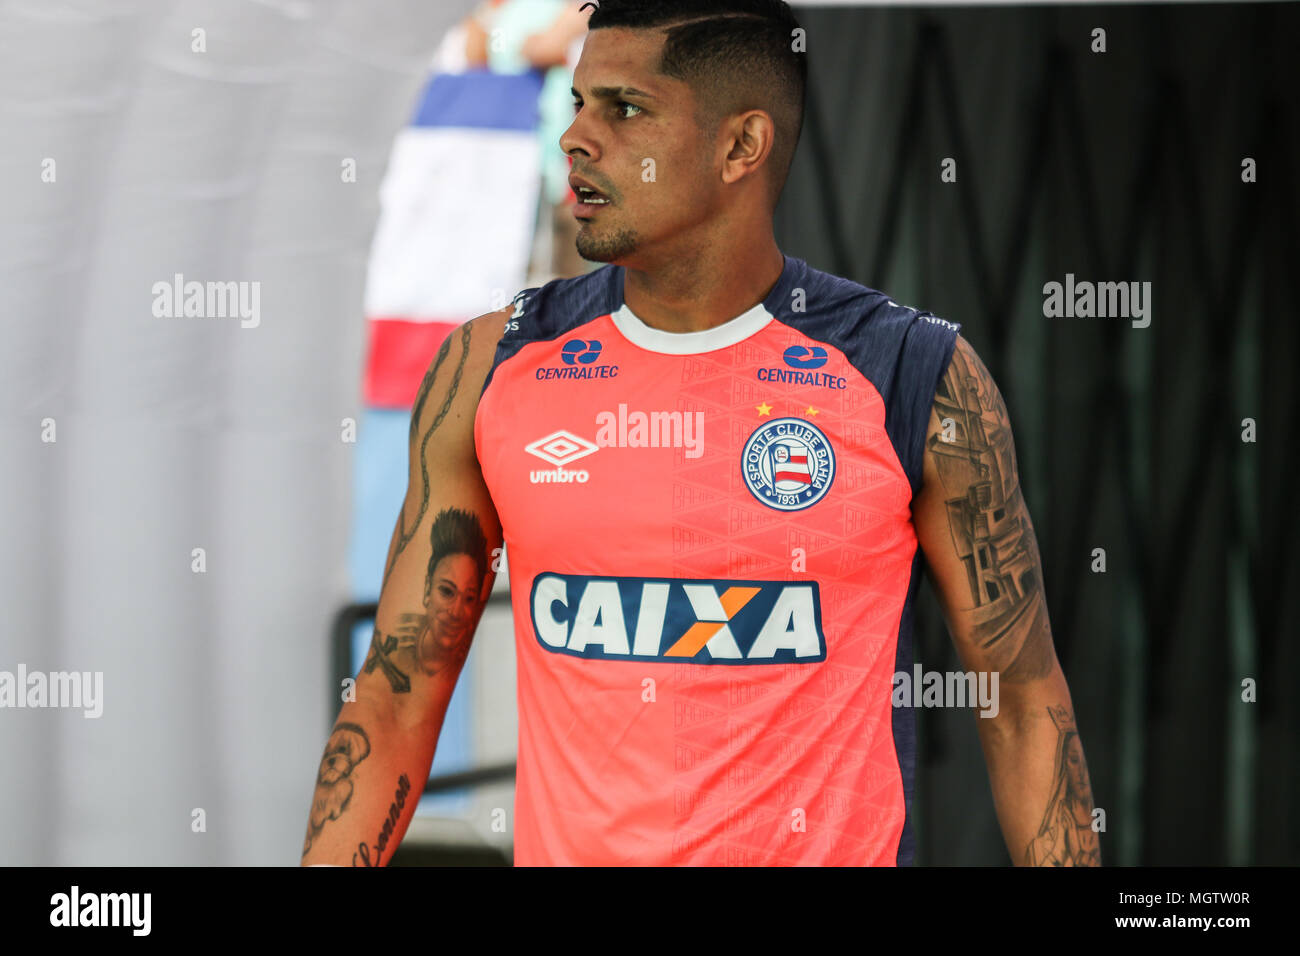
[619,232,785,333]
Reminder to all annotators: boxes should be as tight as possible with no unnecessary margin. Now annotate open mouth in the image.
[574,185,611,208]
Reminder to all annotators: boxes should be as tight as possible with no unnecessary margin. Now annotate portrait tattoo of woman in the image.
[362,508,492,691]
[415,508,490,678]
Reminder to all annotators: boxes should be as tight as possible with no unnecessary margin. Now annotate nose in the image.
[450,594,473,620]
[560,107,599,163]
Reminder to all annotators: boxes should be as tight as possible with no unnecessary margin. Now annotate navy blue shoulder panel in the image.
[480,264,622,397]
[771,259,962,497]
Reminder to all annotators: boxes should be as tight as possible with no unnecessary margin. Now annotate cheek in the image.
[629,135,691,191]
[438,593,472,619]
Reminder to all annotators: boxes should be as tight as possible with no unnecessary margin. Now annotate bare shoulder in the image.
[403,307,514,479]
[920,332,1020,509]
[950,333,997,390]
[409,308,512,425]
[924,333,1011,439]
[448,306,514,386]
[463,306,514,371]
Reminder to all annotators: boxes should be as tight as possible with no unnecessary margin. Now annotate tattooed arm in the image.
[912,335,1100,866]
[300,308,510,866]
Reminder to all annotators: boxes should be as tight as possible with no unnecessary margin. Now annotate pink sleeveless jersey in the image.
[474,255,960,865]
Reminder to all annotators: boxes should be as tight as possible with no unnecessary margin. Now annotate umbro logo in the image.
[525,431,598,466]
[525,430,597,483]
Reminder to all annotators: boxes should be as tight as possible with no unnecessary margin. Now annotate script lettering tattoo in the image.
[926,338,1055,681]
[353,773,412,867]
[302,723,371,858]
[1025,706,1101,866]
[383,323,473,589]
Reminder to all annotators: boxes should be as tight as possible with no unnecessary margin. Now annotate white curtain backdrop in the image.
[0,0,476,865]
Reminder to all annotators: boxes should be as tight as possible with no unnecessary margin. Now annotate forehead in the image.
[572,27,683,99]
[434,552,477,576]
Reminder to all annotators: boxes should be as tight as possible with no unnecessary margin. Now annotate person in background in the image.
[518,3,593,279]
[461,0,505,69]
[483,1,593,281]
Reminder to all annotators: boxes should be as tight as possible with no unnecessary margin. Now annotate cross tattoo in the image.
[363,628,411,694]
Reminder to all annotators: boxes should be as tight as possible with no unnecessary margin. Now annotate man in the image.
[301,0,1100,867]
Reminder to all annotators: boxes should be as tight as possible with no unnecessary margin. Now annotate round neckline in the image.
[608,255,799,355]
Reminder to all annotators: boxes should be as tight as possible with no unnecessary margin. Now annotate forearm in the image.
[300,315,499,866]
[977,675,1102,866]
[300,699,439,867]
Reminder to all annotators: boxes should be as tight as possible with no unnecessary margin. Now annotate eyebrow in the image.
[572,85,657,100]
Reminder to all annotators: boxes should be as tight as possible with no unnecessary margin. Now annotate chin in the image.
[575,225,640,264]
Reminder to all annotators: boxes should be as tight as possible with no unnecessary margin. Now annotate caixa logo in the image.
[536,339,619,381]
[530,573,827,664]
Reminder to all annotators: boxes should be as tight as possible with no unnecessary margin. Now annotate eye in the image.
[572,99,582,115]
[616,100,642,119]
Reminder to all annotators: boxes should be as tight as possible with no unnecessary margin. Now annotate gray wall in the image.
[0,0,476,866]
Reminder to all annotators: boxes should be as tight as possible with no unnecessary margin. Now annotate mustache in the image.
[572,168,616,196]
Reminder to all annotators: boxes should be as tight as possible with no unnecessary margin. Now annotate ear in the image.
[720,109,776,187]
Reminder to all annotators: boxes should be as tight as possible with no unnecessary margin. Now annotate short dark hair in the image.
[583,0,807,209]
[426,508,489,595]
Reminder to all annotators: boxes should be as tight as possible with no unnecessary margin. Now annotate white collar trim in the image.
[609,297,774,355]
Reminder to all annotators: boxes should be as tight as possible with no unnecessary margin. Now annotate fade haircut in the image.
[582,0,807,209]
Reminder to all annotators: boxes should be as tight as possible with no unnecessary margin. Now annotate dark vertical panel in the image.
[775,2,1298,865]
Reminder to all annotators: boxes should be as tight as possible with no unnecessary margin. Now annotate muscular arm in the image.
[912,334,1101,866]
[300,309,509,866]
